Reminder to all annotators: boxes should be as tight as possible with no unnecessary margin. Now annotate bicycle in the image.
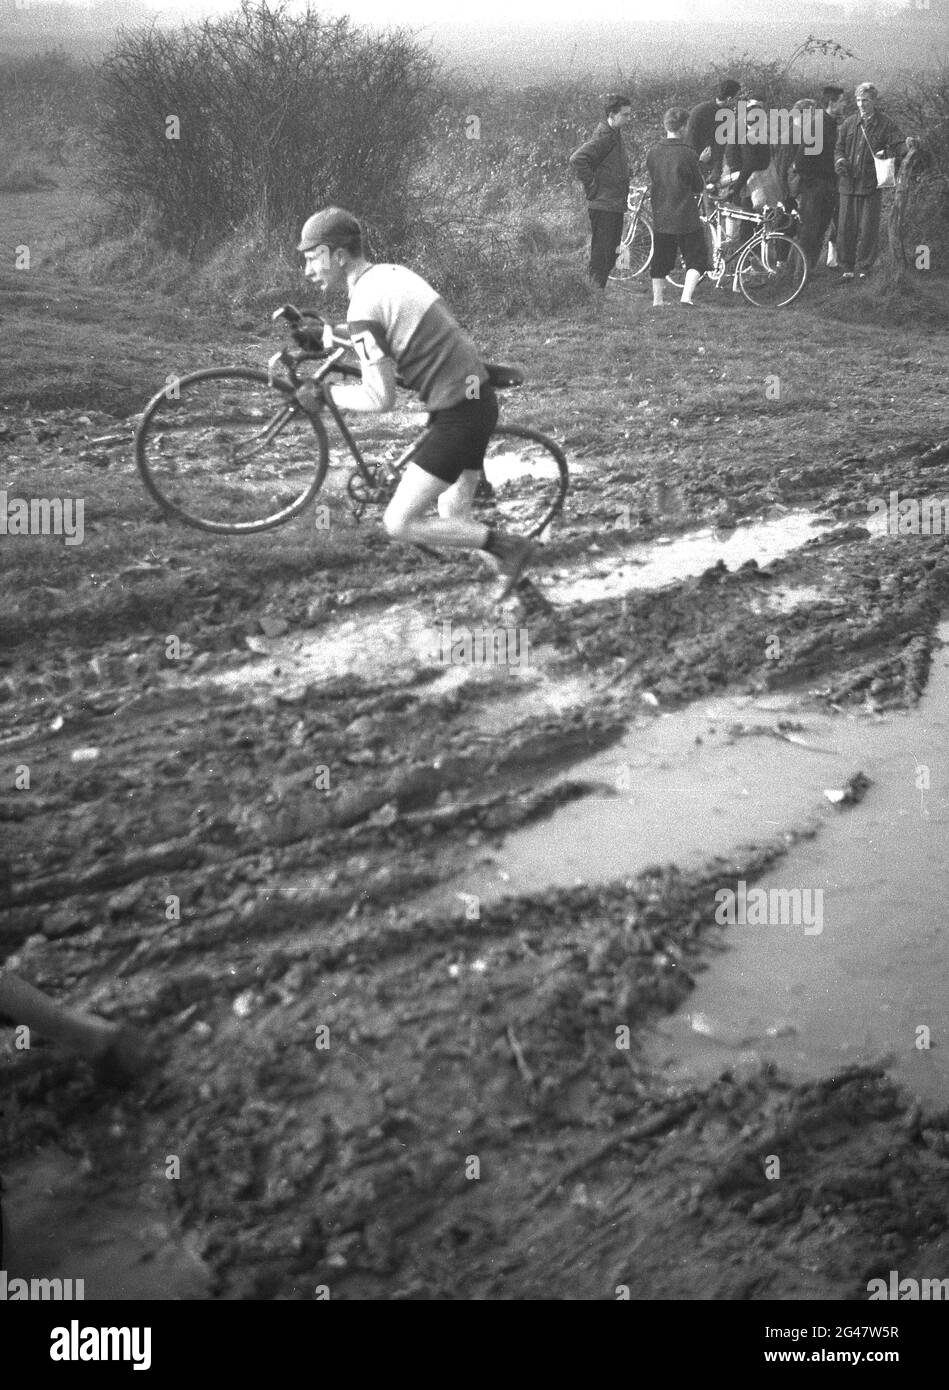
[134,306,569,538]
[665,197,808,308]
[609,185,710,288]
[610,185,655,281]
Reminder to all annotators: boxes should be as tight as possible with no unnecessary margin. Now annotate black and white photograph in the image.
[2,0,949,1341]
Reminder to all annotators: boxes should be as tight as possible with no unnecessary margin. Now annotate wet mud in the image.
[4,405,949,1299]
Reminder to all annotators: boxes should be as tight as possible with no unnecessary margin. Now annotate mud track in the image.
[4,387,949,1299]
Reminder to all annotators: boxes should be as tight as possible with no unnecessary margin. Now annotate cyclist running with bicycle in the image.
[293,207,532,601]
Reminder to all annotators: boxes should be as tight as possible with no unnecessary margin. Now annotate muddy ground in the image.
[4,184,949,1299]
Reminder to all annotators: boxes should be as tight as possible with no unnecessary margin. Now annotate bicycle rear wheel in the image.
[611,212,653,281]
[736,235,807,308]
[477,424,569,539]
[135,368,329,533]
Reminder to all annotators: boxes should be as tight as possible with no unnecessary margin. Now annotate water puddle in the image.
[1,1146,211,1299]
[183,509,882,706]
[546,509,883,605]
[450,693,862,904]
[647,625,949,1103]
[447,623,949,1104]
[180,601,599,732]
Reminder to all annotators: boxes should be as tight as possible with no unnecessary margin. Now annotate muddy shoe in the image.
[92,1025,153,1088]
[491,535,533,602]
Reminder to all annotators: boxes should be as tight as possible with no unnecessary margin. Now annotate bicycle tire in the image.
[135,368,330,534]
[611,211,654,281]
[736,235,807,308]
[475,423,569,540]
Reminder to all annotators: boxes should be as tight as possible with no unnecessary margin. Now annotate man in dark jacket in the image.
[646,107,708,306]
[570,93,632,289]
[685,77,741,183]
[792,85,846,268]
[834,82,916,279]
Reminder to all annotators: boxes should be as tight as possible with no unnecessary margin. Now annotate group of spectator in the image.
[570,77,917,303]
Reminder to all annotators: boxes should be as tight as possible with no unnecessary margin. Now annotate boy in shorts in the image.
[294,208,532,601]
[645,107,709,307]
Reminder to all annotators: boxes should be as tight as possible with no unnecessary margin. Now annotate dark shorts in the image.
[648,229,708,279]
[411,384,499,485]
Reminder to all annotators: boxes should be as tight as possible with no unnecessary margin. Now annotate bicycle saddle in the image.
[486,363,524,388]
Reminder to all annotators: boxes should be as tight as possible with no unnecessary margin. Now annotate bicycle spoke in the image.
[478,424,568,540]
[136,369,329,533]
[612,212,653,281]
[737,236,807,308]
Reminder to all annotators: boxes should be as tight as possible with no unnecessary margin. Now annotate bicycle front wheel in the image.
[611,213,653,281]
[135,368,330,534]
[477,424,569,539]
[736,235,807,308]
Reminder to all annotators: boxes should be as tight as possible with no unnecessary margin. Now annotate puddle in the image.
[449,693,860,904]
[180,601,600,732]
[445,623,949,1104]
[546,510,882,605]
[181,509,883,704]
[749,583,844,615]
[647,625,949,1104]
[1,1146,211,1299]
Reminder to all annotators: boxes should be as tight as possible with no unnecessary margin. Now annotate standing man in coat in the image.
[834,82,916,280]
[685,78,741,184]
[570,93,632,291]
[792,85,846,270]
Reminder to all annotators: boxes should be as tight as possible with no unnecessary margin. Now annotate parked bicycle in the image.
[611,186,807,308]
[610,185,655,281]
[135,307,569,537]
[665,198,808,308]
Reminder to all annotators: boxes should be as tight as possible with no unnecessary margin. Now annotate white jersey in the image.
[347,264,488,411]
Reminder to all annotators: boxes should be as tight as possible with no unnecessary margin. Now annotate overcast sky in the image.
[139,0,853,20]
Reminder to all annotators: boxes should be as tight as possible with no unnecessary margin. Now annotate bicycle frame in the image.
[701,200,798,291]
[267,332,423,500]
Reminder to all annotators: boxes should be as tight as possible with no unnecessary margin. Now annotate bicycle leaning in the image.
[610,186,808,308]
[610,185,656,281]
[134,307,569,539]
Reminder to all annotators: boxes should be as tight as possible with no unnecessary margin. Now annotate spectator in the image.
[834,82,917,280]
[774,99,817,208]
[646,107,708,308]
[793,85,846,269]
[569,94,632,291]
[685,77,741,184]
[720,97,773,249]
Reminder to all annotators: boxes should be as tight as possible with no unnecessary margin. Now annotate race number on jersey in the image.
[349,326,387,366]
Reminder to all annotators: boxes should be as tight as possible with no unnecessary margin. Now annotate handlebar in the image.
[268,304,357,390]
[272,303,353,350]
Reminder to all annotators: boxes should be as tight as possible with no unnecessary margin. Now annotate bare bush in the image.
[93,0,444,253]
[0,52,95,166]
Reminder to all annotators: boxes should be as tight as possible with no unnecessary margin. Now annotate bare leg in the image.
[384,462,489,550]
[681,268,702,304]
[437,469,481,521]
[384,463,532,598]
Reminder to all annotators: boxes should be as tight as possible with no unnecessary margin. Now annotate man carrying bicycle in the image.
[293,207,532,601]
